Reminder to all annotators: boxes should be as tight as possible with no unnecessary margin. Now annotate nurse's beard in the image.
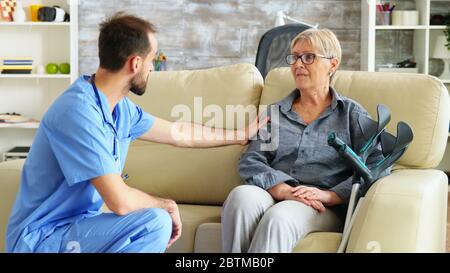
[130,73,149,96]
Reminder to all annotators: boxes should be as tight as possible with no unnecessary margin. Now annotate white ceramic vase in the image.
[13,0,26,23]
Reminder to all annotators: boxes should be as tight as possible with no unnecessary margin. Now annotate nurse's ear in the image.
[128,55,143,74]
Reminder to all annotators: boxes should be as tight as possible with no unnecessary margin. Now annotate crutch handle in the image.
[328,133,374,183]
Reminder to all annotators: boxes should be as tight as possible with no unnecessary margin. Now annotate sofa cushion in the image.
[293,232,342,253]
[125,63,264,205]
[192,223,342,253]
[125,143,246,205]
[167,204,221,253]
[260,68,450,169]
[347,169,448,253]
[0,159,24,253]
[194,223,222,253]
[0,160,343,254]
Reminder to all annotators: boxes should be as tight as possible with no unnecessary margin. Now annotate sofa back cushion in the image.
[124,64,264,205]
[0,159,23,253]
[260,68,450,169]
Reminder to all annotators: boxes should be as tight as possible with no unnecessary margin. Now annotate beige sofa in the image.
[0,63,449,253]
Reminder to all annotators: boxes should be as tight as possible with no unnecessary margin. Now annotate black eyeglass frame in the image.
[285,53,333,65]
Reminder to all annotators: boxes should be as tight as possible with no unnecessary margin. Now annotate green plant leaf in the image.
[445,12,450,50]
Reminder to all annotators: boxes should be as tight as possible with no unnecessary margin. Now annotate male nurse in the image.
[6,13,264,253]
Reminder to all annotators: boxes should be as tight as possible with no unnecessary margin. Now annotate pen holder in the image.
[376,11,391,25]
[30,5,42,22]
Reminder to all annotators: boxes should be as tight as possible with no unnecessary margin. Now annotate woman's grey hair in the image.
[290,28,342,80]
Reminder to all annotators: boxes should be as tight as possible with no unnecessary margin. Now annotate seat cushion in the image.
[260,68,450,169]
[192,223,343,253]
[194,223,222,253]
[293,232,342,253]
[166,204,221,253]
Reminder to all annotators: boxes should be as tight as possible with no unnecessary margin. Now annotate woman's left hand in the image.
[291,186,343,207]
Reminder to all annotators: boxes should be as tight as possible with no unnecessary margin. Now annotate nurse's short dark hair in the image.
[98,12,157,72]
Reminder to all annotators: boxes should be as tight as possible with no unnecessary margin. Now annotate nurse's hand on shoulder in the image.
[163,199,182,249]
[241,115,270,145]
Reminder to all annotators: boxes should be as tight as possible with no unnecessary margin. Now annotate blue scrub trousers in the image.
[34,208,172,253]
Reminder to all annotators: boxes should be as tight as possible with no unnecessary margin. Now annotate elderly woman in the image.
[221,28,389,253]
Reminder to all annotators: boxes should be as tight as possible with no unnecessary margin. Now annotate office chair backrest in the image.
[255,24,311,79]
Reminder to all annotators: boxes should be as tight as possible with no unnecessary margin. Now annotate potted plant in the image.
[445,12,450,50]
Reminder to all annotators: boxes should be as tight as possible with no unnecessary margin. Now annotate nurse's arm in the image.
[91,173,182,246]
[92,173,176,215]
[138,116,268,148]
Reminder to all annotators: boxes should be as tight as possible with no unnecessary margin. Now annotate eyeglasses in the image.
[285,53,333,65]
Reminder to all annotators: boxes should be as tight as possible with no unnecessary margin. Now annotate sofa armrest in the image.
[347,169,448,253]
[0,159,24,253]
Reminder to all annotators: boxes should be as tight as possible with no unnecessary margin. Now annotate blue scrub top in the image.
[6,75,155,252]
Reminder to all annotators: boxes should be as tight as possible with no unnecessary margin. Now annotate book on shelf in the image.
[1,69,32,74]
[1,58,34,74]
[1,58,33,63]
[1,57,33,61]
[3,61,33,65]
[1,58,33,65]
[1,65,33,70]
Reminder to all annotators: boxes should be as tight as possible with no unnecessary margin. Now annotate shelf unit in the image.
[374,25,429,30]
[0,74,71,79]
[0,0,78,161]
[362,0,450,171]
[361,0,450,78]
[0,122,40,129]
[0,22,70,26]
[428,25,447,30]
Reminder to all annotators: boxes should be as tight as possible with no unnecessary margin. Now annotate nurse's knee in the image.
[142,208,172,240]
[126,208,172,252]
[150,208,172,230]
